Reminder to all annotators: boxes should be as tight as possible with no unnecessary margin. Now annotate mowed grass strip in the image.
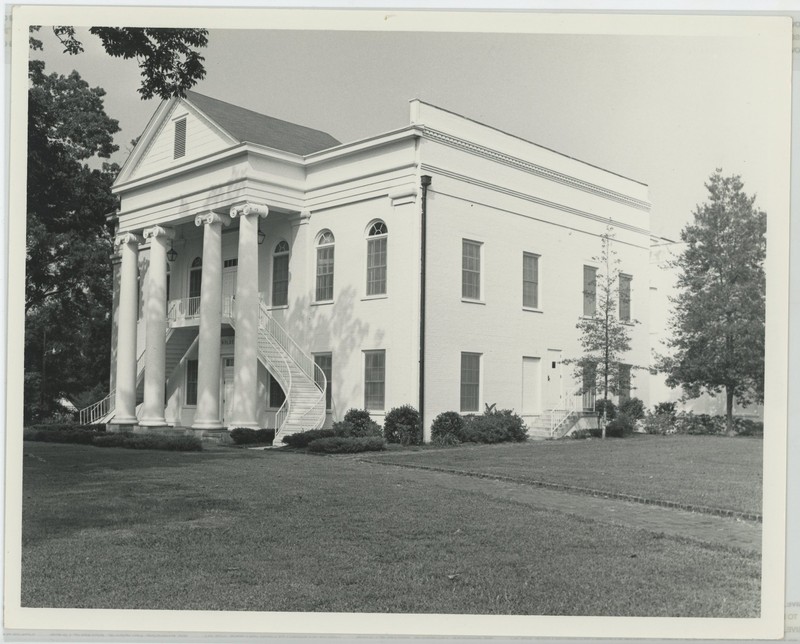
[22,443,759,616]
[372,435,762,515]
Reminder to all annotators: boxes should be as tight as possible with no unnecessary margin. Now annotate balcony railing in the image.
[167,297,201,323]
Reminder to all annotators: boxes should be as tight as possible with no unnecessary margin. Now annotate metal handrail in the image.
[550,392,580,437]
[167,296,201,321]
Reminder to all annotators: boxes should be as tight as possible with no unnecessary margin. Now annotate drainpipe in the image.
[419,175,432,441]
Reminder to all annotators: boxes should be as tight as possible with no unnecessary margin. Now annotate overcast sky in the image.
[33,21,788,241]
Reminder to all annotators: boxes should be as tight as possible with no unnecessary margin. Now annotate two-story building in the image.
[84,91,653,442]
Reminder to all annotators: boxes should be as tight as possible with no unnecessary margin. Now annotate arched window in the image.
[189,257,202,299]
[366,221,388,296]
[315,231,335,302]
[272,240,290,307]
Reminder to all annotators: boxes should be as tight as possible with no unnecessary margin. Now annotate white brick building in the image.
[85,91,654,442]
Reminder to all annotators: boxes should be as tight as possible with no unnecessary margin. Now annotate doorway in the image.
[222,357,235,424]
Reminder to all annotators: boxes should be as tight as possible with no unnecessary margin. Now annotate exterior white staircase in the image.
[254,300,327,444]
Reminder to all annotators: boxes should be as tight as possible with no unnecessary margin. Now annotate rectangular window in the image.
[314,353,333,411]
[269,374,286,409]
[185,359,198,406]
[462,240,481,300]
[619,274,632,322]
[364,350,385,410]
[223,258,238,268]
[523,253,539,308]
[272,254,289,307]
[460,352,481,412]
[366,237,387,296]
[316,246,334,301]
[174,118,187,159]
[583,265,597,316]
[618,364,632,403]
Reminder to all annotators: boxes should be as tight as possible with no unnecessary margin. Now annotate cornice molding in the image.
[422,164,650,238]
[421,128,651,213]
[194,212,232,228]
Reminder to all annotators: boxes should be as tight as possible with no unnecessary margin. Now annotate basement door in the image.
[222,357,235,424]
[543,349,563,411]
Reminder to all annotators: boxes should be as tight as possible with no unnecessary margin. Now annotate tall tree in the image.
[569,228,636,438]
[25,62,120,421]
[30,26,208,100]
[660,171,766,434]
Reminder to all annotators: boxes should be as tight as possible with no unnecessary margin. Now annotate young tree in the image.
[660,171,766,434]
[569,228,636,439]
[30,26,208,100]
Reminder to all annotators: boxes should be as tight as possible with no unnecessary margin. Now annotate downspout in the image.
[419,175,432,441]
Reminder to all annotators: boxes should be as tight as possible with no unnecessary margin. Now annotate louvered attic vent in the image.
[174,118,187,159]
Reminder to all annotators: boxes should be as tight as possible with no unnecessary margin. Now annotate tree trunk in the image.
[726,387,735,436]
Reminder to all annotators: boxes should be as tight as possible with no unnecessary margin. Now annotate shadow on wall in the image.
[281,285,380,418]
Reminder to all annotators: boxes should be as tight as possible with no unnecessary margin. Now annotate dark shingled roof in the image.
[185,90,340,155]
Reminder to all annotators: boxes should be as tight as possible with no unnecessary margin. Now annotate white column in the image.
[229,203,268,429]
[139,225,174,427]
[192,212,230,429]
[113,232,143,425]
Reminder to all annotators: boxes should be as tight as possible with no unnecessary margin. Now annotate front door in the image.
[544,349,563,411]
[222,357,235,424]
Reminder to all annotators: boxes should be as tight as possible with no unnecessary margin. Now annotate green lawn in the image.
[21,442,759,616]
[374,435,763,515]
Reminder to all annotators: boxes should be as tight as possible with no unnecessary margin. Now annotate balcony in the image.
[167,296,236,327]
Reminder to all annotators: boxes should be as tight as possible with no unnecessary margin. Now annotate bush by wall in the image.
[92,433,203,451]
[383,405,421,445]
[653,402,677,418]
[462,409,527,444]
[24,427,101,445]
[431,411,465,445]
[618,397,645,421]
[307,436,386,454]
[26,423,103,434]
[340,409,383,437]
[281,429,336,448]
[230,427,276,445]
[595,399,616,422]
[604,413,635,438]
[641,411,675,435]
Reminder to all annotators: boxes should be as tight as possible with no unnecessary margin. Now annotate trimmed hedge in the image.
[92,433,203,451]
[24,428,101,445]
[333,417,382,438]
[307,436,386,454]
[640,409,763,437]
[462,409,527,444]
[281,429,335,448]
[383,405,421,445]
[26,423,103,434]
[230,427,276,445]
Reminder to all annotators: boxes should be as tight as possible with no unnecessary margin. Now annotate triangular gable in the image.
[116,97,238,185]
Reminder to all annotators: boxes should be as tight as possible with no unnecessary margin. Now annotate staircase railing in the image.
[257,332,292,436]
[550,392,579,437]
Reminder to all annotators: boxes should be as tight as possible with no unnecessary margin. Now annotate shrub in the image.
[462,409,527,444]
[653,401,677,418]
[332,419,382,438]
[230,427,275,445]
[604,413,635,438]
[734,418,763,437]
[24,428,101,445]
[383,405,421,445]
[618,397,645,421]
[307,436,386,454]
[641,411,675,435]
[673,412,724,435]
[26,423,103,434]
[431,411,465,445]
[92,433,202,451]
[595,399,616,422]
[570,428,592,440]
[282,429,335,448]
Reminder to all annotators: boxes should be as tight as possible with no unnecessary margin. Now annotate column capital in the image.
[289,210,312,226]
[195,212,232,228]
[114,232,143,248]
[230,203,269,219]
[143,225,175,241]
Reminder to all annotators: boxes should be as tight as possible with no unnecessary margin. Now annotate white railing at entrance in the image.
[167,297,201,322]
[550,392,579,437]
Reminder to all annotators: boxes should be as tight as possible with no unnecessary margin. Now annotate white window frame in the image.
[365,220,388,298]
[315,230,335,303]
[461,239,484,303]
[363,349,386,412]
[460,352,482,413]
[271,240,290,308]
[522,252,541,311]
